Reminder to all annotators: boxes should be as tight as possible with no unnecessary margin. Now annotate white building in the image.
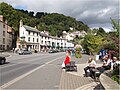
[19,20,74,52]
[0,15,13,51]
[63,30,87,41]
[63,31,74,41]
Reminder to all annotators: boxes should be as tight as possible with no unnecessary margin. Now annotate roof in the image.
[22,25,67,40]
[23,25,40,33]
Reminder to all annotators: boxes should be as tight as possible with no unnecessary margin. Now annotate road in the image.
[0,52,66,89]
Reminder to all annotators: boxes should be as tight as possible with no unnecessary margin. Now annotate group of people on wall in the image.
[84,49,118,79]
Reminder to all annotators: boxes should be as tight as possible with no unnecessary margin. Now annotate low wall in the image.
[99,71,120,90]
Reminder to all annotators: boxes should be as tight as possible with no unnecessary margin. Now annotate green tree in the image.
[111,18,119,36]
[96,27,106,37]
[82,34,106,55]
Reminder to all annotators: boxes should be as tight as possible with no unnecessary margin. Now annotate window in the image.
[0,45,2,50]
[28,37,30,41]
[3,45,5,50]
[3,24,5,28]
[3,31,5,36]
[28,31,30,35]
[37,38,39,42]
[3,38,5,44]
[41,40,43,44]
[33,38,34,42]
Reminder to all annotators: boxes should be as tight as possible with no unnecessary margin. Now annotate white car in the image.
[18,50,32,55]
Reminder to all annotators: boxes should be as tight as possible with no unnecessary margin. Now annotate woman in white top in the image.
[84,58,96,77]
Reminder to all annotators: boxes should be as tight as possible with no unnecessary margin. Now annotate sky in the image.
[0,0,119,32]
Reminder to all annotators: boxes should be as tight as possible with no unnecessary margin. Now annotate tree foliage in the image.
[96,27,106,37]
[110,18,119,37]
[81,34,107,54]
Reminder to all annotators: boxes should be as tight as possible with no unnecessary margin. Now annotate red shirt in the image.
[64,55,70,64]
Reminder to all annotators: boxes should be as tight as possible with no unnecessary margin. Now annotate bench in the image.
[65,61,77,72]
[85,68,101,80]
[93,68,101,80]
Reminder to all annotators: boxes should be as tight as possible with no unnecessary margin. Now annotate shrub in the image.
[75,48,82,58]
[111,66,120,84]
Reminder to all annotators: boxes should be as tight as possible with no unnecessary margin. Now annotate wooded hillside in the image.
[0,2,89,36]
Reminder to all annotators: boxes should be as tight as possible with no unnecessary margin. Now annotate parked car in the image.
[18,50,32,55]
[48,50,56,53]
[0,56,6,65]
[48,49,59,53]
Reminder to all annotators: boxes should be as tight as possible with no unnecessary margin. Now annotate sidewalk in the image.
[59,55,104,90]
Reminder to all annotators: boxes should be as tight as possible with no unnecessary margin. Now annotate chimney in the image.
[20,20,23,27]
[0,15,3,22]
[5,20,8,24]
[7,26,13,33]
[34,26,37,29]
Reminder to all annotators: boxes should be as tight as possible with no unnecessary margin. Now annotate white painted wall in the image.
[19,25,75,51]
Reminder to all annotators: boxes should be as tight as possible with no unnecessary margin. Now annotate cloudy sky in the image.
[0,0,119,32]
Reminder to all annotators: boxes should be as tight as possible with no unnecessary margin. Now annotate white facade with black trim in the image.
[19,20,74,52]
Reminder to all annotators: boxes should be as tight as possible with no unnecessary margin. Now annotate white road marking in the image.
[0,55,64,89]
[1,53,61,69]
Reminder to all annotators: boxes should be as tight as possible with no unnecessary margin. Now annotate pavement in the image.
[59,56,105,90]
[1,52,105,90]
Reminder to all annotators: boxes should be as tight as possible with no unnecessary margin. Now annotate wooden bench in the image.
[65,61,77,72]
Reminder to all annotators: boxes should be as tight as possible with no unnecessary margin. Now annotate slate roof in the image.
[23,25,40,33]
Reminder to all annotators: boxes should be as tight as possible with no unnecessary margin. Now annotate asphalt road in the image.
[0,52,66,88]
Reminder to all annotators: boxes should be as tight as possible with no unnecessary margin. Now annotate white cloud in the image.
[0,0,119,32]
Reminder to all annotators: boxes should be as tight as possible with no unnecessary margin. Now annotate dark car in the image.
[48,49,59,53]
[18,50,32,55]
[0,56,6,65]
[48,50,56,53]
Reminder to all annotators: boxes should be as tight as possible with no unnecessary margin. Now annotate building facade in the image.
[63,30,87,41]
[0,15,13,51]
[18,20,74,52]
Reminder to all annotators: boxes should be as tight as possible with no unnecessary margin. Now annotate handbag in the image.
[62,62,65,68]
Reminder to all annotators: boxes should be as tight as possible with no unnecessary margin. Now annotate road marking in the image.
[0,55,64,89]
[1,53,63,69]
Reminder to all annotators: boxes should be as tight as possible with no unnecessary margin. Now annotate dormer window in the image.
[28,31,30,35]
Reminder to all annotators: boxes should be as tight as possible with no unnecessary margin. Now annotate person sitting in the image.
[64,50,71,65]
[110,57,117,70]
[91,56,117,79]
[62,50,71,69]
[84,58,96,77]
[97,55,111,73]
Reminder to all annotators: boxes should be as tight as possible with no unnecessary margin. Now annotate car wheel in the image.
[3,59,6,64]
[1,59,5,65]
